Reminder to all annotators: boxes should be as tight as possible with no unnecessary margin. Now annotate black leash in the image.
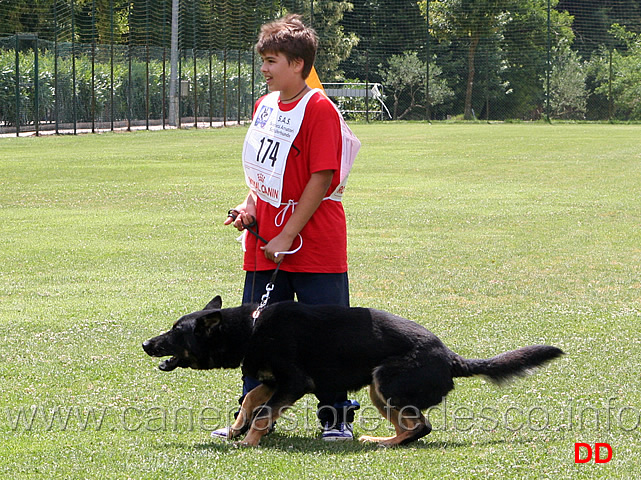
[227,209,269,244]
[228,209,280,322]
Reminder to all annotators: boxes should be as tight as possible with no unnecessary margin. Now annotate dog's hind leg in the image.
[229,384,274,440]
[359,382,432,447]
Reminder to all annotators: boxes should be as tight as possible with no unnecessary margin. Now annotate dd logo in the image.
[575,443,612,464]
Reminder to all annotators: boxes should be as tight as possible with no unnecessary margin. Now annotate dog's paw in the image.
[359,435,397,447]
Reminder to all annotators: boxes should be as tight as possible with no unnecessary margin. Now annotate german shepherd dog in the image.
[143,296,564,447]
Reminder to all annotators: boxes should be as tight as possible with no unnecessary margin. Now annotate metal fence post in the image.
[110,0,115,131]
[608,49,613,121]
[169,0,179,127]
[237,49,241,125]
[194,48,198,128]
[425,0,431,122]
[92,0,96,133]
[145,0,150,130]
[545,0,551,122]
[209,49,213,127]
[146,44,150,130]
[15,35,20,137]
[223,47,227,126]
[163,47,167,129]
[54,4,59,134]
[178,51,182,128]
[192,1,198,128]
[34,35,39,137]
[72,0,77,134]
[127,1,132,132]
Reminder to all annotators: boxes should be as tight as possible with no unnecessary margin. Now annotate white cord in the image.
[274,234,303,258]
[275,199,297,227]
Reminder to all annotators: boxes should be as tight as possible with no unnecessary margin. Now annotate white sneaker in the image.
[211,426,231,440]
[321,422,354,441]
[211,424,274,440]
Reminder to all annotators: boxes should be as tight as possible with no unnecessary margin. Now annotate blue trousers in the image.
[241,270,359,426]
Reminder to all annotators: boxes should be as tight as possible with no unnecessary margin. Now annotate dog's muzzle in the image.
[142,340,180,372]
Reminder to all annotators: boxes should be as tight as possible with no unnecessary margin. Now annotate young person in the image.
[215,14,360,441]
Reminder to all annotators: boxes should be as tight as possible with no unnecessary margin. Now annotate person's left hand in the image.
[261,232,294,263]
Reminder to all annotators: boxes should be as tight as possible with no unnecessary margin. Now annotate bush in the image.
[377,52,453,120]
[0,45,258,127]
[546,44,588,120]
[590,25,641,121]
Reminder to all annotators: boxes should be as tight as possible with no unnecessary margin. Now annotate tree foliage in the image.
[424,0,509,119]
[339,0,427,82]
[420,0,574,120]
[547,41,587,119]
[378,51,452,120]
[557,0,641,57]
[3,0,641,120]
[590,24,641,120]
[308,0,359,78]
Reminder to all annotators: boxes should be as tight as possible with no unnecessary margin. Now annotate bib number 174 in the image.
[257,138,280,167]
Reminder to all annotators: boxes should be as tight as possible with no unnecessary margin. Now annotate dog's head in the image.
[142,296,248,372]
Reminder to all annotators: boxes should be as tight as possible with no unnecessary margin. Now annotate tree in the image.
[590,24,641,120]
[339,0,428,82]
[0,0,58,38]
[547,42,587,119]
[378,51,423,119]
[378,51,452,119]
[557,0,641,58]
[420,0,574,120]
[423,0,510,120]
[309,0,359,78]
[248,0,359,79]
[501,0,574,118]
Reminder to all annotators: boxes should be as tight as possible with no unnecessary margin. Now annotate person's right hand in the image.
[225,207,256,232]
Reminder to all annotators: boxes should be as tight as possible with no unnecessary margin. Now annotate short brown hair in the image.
[256,14,318,79]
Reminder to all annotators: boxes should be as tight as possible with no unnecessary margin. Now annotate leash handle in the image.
[227,209,268,244]
[228,209,302,259]
[227,209,257,229]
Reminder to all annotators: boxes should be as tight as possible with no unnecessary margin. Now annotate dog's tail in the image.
[450,345,564,386]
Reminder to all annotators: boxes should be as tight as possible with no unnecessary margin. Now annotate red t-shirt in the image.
[243,91,347,273]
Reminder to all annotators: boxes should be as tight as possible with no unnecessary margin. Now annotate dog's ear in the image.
[197,312,222,333]
[204,295,222,310]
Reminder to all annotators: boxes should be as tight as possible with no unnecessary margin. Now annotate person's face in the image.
[260,51,303,93]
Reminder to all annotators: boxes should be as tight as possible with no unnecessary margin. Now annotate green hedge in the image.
[0,46,258,127]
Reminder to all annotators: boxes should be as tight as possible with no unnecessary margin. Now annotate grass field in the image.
[1,123,640,479]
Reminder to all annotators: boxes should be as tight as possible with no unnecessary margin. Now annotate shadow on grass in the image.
[176,432,525,455]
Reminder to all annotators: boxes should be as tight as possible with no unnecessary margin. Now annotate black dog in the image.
[143,296,564,446]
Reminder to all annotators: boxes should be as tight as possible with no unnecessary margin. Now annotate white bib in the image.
[242,89,360,207]
[329,103,360,202]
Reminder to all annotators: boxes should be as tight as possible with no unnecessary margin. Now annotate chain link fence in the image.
[1,0,640,135]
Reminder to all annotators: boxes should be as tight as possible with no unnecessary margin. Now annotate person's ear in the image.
[291,57,304,75]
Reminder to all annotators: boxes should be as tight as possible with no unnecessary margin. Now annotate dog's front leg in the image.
[229,384,274,440]
[241,406,277,446]
[242,389,300,446]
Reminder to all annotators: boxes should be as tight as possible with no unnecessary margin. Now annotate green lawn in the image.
[1,124,640,479]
